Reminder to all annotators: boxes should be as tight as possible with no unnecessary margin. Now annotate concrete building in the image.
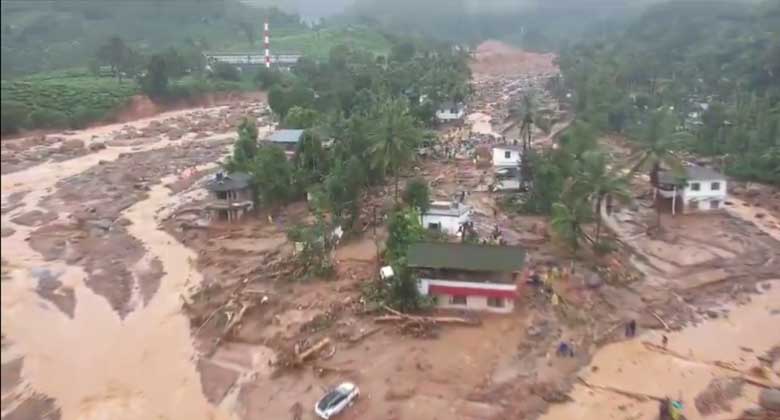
[492,144,522,168]
[408,242,526,314]
[203,52,302,70]
[262,129,304,155]
[420,201,472,236]
[205,172,254,222]
[657,165,727,215]
[492,166,522,192]
[435,102,465,123]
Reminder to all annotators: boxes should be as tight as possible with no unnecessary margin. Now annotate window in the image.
[710,200,720,209]
[690,182,701,191]
[487,297,505,308]
[450,295,467,305]
[688,201,699,210]
[711,182,721,191]
[427,222,441,230]
[504,151,511,159]
[216,191,227,200]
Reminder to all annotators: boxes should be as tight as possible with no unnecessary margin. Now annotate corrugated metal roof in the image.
[658,165,725,185]
[266,129,304,144]
[408,242,525,272]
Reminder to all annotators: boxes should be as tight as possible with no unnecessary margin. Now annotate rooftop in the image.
[658,165,725,185]
[265,129,305,144]
[424,201,471,217]
[438,101,464,111]
[205,172,252,192]
[408,242,526,272]
[493,144,523,152]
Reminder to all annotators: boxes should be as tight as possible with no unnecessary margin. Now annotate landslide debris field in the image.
[2,41,779,420]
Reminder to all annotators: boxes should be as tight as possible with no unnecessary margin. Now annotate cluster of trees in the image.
[91,36,244,99]
[1,0,305,77]
[221,41,468,229]
[557,0,780,184]
[344,0,653,52]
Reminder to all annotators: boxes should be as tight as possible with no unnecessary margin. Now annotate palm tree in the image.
[574,151,632,244]
[550,199,594,253]
[368,97,422,202]
[626,109,691,227]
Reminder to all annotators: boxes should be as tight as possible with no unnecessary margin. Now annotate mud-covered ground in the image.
[1,41,778,420]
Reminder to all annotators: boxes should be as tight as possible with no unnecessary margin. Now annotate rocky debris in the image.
[10,210,58,227]
[35,275,76,318]
[759,389,780,411]
[584,273,604,289]
[58,139,85,153]
[694,377,744,415]
[89,141,107,151]
[167,128,185,140]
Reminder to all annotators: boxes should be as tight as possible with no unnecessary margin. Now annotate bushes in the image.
[210,62,241,82]
[0,101,30,135]
[28,108,69,129]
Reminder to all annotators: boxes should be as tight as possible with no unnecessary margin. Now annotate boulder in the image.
[759,389,780,411]
[585,273,604,289]
[167,129,185,140]
[89,141,107,151]
[59,139,85,152]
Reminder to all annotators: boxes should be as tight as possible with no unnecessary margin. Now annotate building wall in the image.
[436,109,465,121]
[421,212,470,236]
[433,294,514,314]
[417,278,516,314]
[682,179,727,212]
[492,148,521,167]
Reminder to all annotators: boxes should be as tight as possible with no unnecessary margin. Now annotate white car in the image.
[314,382,360,419]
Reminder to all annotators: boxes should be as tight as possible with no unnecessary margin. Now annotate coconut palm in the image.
[626,109,692,227]
[574,151,632,244]
[550,198,594,253]
[368,97,422,202]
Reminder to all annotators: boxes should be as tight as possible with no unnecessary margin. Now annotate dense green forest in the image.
[557,0,780,183]
[340,0,669,52]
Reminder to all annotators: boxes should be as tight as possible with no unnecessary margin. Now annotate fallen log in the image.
[297,337,331,363]
[348,327,382,345]
[653,311,671,331]
[578,377,665,402]
[374,315,479,326]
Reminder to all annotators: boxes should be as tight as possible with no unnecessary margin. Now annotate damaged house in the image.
[435,102,465,123]
[409,242,525,313]
[205,172,254,222]
[420,201,472,236]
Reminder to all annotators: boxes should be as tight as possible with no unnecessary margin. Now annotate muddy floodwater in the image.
[542,280,780,420]
[0,115,245,419]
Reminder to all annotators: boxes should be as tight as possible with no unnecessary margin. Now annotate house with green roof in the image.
[408,242,526,313]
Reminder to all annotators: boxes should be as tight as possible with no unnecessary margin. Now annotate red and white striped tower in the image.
[263,18,270,68]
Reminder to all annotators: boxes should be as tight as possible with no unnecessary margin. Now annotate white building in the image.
[435,102,465,122]
[407,243,526,314]
[420,201,471,236]
[657,165,727,214]
[492,144,522,168]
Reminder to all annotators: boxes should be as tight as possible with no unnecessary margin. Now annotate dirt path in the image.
[541,280,780,420]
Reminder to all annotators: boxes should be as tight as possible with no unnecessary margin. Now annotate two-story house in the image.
[205,172,254,222]
[657,165,727,215]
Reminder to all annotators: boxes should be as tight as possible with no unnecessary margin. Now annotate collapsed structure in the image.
[408,242,525,313]
[205,172,253,222]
